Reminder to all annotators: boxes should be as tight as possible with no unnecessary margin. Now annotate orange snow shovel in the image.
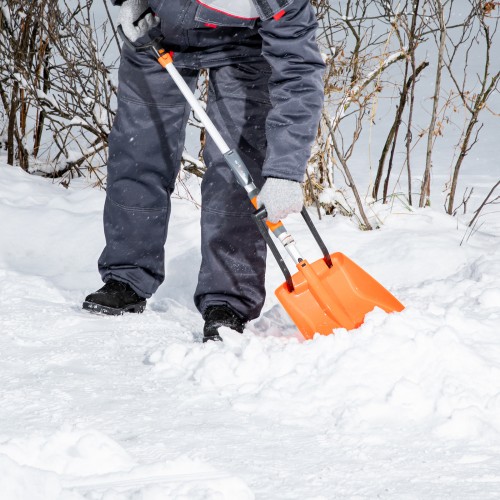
[119,28,404,340]
[274,233,405,339]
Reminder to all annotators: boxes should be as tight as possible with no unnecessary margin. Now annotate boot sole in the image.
[82,301,146,316]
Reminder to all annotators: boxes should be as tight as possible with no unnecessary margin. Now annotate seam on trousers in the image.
[201,206,254,218]
[165,103,190,189]
[191,53,259,65]
[153,207,168,292]
[107,195,169,213]
[209,92,271,106]
[120,95,187,109]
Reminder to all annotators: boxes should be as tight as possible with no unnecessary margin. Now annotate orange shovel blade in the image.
[275,252,404,340]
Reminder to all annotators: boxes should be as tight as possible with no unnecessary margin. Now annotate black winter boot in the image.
[203,305,246,343]
[83,279,146,315]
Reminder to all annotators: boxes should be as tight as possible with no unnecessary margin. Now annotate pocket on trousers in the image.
[194,3,257,28]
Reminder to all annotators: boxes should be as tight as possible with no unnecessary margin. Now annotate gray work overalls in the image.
[99,0,325,320]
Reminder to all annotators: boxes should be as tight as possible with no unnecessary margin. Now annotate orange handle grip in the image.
[157,49,173,68]
[251,196,284,233]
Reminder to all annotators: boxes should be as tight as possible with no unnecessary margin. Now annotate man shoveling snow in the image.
[83,0,325,341]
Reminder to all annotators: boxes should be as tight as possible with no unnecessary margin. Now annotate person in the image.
[83,0,325,342]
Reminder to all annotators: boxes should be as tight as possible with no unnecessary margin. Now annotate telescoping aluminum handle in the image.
[117,27,334,292]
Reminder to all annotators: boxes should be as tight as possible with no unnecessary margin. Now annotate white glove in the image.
[118,0,158,43]
[257,178,303,223]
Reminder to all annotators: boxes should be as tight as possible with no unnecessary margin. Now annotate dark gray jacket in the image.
[111,0,325,182]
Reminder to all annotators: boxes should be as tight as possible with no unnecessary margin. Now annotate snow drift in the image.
[1,164,500,498]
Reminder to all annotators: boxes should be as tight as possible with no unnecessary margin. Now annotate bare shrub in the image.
[309,0,499,230]
[1,0,498,231]
[0,0,117,185]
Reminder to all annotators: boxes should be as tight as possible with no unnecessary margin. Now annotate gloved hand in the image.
[257,177,303,223]
[118,0,158,43]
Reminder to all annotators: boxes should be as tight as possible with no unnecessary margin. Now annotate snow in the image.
[0,428,252,499]
[1,163,500,498]
[0,2,11,26]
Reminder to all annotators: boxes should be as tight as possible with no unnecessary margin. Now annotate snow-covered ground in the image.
[1,162,500,499]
